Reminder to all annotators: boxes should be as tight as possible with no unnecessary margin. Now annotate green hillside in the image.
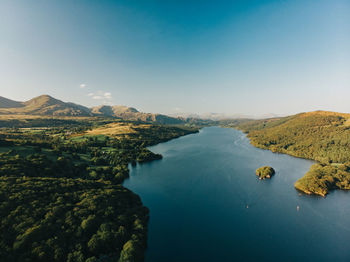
[233,111,350,196]
[0,120,198,261]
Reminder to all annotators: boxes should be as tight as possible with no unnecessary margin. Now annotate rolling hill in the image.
[234,111,350,163]
[91,105,139,116]
[91,105,184,124]
[0,95,185,124]
[0,95,92,116]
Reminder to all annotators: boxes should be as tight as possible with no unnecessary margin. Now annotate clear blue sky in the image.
[0,0,349,116]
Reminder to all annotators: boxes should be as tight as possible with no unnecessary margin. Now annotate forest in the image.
[294,163,350,197]
[231,111,350,196]
[0,119,198,261]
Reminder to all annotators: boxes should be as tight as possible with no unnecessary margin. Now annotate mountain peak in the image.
[24,94,62,107]
[91,105,139,116]
[0,94,91,116]
[0,94,184,124]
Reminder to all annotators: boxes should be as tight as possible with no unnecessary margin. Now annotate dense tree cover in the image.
[128,125,198,147]
[0,119,84,128]
[232,112,350,195]
[236,113,350,164]
[0,177,148,262]
[0,118,106,129]
[0,121,198,261]
[256,166,275,180]
[295,164,350,197]
[0,152,87,179]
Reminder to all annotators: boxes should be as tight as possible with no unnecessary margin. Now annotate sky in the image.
[0,0,349,116]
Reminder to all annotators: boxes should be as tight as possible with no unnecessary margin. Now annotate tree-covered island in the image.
[256,166,275,180]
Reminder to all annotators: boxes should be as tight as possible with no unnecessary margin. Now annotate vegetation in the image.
[294,164,350,197]
[256,166,275,180]
[0,177,148,262]
[0,119,198,261]
[230,111,350,196]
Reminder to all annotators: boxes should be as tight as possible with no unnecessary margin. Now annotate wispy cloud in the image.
[80,84,86,89]
[88,91,113,104]
[173,107,183,112]
[92,96,103,100]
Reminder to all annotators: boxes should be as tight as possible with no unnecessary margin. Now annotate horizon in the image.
[1,93,346,120]
[1,0,349,116]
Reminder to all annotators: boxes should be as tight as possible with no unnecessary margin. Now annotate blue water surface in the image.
[124,127,350,262]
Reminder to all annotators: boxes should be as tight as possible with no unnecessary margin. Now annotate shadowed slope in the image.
[0,96,24,108]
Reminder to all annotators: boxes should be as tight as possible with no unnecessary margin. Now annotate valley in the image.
[2,1,347,261]
[1,94,350,261]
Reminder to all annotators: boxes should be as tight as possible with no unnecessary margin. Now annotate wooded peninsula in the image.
[228,111,350,197]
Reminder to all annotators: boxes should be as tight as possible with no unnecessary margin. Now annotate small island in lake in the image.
[256,166,275,180]
[229,111,350,195]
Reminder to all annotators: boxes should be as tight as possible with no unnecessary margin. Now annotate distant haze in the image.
[1,0,349,116]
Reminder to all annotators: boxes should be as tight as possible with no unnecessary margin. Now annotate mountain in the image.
[171,112,283,120]
[91,105,184,124]
[0,95,92,116]
[91,105,139,117]
[0,96,24,108]
[0,95,186,124]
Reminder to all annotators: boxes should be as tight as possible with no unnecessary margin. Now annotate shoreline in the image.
[232,128,335,197]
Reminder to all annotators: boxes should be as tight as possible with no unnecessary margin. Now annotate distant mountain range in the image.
[0,95,184,124]
[170,112,283,120]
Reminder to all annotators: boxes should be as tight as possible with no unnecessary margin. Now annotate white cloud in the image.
[104,92,112,99]
[173,107,183,112]
[92,96,103,100]
[88,91,113,103]
[80,84,86,89]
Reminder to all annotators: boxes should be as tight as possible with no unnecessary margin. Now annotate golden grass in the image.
[86,122,150,136]
[301,111,350,118]
[343,118,350,127]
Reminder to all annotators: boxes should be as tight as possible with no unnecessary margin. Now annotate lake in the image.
[124,127,350,262]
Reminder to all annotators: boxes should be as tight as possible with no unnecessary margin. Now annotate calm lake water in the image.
[124,127,350,262]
